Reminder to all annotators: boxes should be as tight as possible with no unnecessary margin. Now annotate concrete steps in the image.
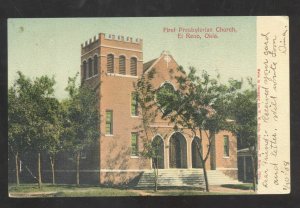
[207,170,241,185]
[136,169,240,189]
[136,169,205,189]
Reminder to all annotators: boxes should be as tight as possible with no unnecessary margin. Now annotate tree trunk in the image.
[251,155,257,191]
[76,152,80,186]
[201,160,209,192]
[153,159,158,192]
[38,152,42,188]
[196,139,210,192]
[155,158,159,192]
[15,152,19,186]
[50,156,55,185]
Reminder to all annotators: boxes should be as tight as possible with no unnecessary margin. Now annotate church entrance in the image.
[152,135,164,169]
[192,137,203,168]
[169,132,187,168]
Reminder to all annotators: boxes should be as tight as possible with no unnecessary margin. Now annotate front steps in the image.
[136,169,239,189]
[207,170,240,185]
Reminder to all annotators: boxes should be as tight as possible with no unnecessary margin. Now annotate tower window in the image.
[130,57,137,76]
[119,55,126,75]
[88,58,93,78]
[131,92,138,116]
[82,61,87,80]
[131,132,138,156]
[223,136,229,157]
[94,55,98,75]
[105,110,113,135]
[107,54,114,73]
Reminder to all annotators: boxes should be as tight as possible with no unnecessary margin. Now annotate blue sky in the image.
[8,17,256,99]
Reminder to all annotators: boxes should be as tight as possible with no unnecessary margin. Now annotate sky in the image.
[8,17,256,99]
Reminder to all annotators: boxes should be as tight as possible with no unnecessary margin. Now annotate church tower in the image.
[81,33,148,184]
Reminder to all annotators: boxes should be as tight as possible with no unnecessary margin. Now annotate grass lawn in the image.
[140,190,242,196]
[8,183,255,197]
[141,188,255,196]
[8,184,139,197]
[221,183,254,190]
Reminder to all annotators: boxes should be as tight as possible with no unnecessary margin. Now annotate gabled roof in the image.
[143,51,178,74]
[143,58,157,72]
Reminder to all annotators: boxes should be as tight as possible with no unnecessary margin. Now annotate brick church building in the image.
[79,33,238,186]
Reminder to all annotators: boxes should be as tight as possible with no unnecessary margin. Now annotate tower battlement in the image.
[81,33,142,48]
[81,35,99,49]
[81,33,143,55]
[103,33,142,44]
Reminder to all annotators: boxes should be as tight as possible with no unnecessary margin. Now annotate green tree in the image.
[8,75,32,186]
[134,69,162,192]
[64,74,100,186]
[157,67,242,192]
[139,137,164,192]
[28,74,57,188]
[43,97,64,185]
[8,72,59,188]
[229,78,257,191]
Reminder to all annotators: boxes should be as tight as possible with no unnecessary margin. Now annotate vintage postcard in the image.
[7,16,289,197]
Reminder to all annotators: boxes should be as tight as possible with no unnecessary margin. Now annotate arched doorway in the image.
[192,137,203,168]
[169,132,187,168]
[152,135,164,169]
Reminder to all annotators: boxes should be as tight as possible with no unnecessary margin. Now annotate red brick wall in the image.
[215,131,237,169]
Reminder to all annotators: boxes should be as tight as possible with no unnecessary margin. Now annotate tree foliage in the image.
[134,69,163,191]
[229,78,257,190]
[63,73,100,185]
[229,78,257,148]
[8,71,60,187]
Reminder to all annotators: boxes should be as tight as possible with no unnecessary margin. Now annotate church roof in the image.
[143,58,157,72]
[143,51,177,74]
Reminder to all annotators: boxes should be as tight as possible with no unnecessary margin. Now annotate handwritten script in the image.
[257,23,290,193]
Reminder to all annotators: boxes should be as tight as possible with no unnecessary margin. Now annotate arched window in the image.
[82,61,87,80]
[93,55,98,75]
[156,82,177,114]
[130,57,137,76]
[119,55,126,75]
[169,132,187,168]
[152,135,164,169]
[192,137,203,168]
[88,58,93,78]
[107,54,114,73]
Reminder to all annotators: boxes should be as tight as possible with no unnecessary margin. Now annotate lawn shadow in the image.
[221,183,253,190]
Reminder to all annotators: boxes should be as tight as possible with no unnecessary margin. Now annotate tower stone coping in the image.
[81,32,143,50]
[104,33,142,44]
[81,34,100,48]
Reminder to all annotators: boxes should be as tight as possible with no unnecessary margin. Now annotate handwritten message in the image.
[257,17,290,194]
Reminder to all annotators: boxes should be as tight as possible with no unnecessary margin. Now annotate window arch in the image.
[169,132,187,168]
[156,82,177,114]
[93,55,98,75]
[107,54,114,73]
[88,58,93,78]
[152,135,164,169]
[82,61,87,80]
[192,137,203,168]
[119,55,126,75]
[130,57,137,76]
